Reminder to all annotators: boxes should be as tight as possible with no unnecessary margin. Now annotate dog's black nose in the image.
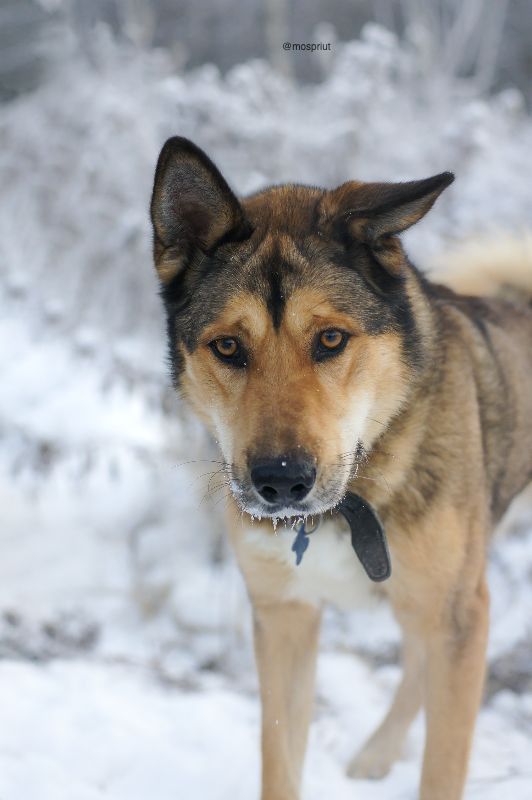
[250,457,316,506]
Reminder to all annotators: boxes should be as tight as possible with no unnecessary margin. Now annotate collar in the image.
[290,492,391,582]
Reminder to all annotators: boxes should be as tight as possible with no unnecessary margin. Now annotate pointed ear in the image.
[318,172,454,264]
[150,137,251,283]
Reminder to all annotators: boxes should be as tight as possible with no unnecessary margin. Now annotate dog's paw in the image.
[346,745,396,780]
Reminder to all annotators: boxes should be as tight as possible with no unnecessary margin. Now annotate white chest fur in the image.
[242,515,380,609]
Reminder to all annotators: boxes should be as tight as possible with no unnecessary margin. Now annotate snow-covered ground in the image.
[1,652,531,800]
[1,26,532,799]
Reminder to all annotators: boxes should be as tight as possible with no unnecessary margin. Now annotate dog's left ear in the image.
[319,172,454,272]
[150,137,251,283]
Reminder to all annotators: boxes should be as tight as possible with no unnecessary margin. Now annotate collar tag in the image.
[338,492,391,582]
[291,521,310,566]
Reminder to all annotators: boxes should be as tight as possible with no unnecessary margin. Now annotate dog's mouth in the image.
[232,496,339,522]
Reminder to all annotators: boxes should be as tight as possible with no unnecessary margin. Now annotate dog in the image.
[150,136,532,800]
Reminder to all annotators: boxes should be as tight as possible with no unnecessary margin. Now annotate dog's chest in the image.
[243,516,379,609]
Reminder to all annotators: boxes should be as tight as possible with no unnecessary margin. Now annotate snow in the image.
[0,655,530,799]
[1,24,532,800]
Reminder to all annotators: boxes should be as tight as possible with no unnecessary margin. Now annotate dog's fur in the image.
[150,137,532,800]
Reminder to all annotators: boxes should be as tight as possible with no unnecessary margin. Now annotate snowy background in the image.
[1,2,532,798]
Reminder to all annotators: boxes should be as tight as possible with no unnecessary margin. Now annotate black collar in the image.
[338,492,391,582]
[291,491,391,582]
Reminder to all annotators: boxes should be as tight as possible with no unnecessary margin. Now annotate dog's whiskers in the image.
[206,466,232,492]
[211,490,234,511]
[173,458,229,470]
[199,478,233,507]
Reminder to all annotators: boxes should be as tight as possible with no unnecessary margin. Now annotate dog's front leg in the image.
[253,601,321,800]
[419,576,489,800]
[347,629,425,779]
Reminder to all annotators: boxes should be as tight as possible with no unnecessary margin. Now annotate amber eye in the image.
[214,337,238,357]
[209,336,248,368]
[319,329,344,349]
[314,328,350,362]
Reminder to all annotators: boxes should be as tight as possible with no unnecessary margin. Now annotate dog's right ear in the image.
[150,137,251,283]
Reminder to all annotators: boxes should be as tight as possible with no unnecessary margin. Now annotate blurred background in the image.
[1,2,532,798]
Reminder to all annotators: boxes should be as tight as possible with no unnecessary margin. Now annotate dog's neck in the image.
[349,388,438,526]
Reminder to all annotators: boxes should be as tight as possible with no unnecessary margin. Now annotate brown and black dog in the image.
[150,137,532,800]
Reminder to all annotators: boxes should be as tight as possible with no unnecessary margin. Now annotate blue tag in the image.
[291,522,310,566]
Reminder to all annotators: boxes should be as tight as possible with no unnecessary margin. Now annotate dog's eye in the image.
[209,337,248,367]
[314,329,350,361]
[214,337,238,357]
[320,330,344,349]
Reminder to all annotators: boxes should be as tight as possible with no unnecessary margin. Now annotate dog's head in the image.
[150,137,452,518]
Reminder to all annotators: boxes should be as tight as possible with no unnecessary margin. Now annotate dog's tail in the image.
[429,232,532,302]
